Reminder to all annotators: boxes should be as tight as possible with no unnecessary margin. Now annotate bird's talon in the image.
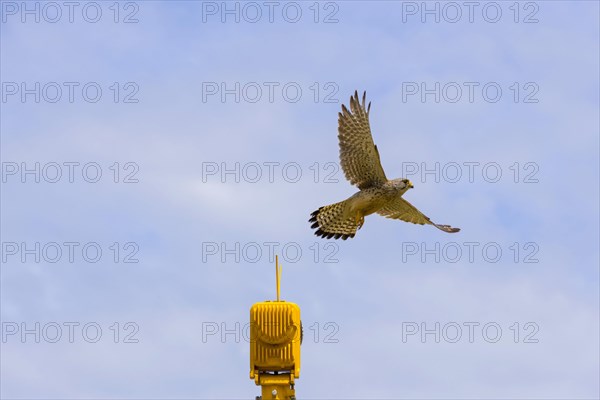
[355,214,364,229]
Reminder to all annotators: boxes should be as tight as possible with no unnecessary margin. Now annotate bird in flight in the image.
[309,91,460,240]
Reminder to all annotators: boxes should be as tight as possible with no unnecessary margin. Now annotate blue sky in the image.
[1,1,599,398]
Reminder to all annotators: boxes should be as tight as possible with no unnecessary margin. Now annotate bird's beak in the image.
[408,180,414,189]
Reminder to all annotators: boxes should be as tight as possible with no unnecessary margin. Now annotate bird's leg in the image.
[355,212,365,229]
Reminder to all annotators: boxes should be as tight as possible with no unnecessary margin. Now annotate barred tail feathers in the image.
[309,199,361,240]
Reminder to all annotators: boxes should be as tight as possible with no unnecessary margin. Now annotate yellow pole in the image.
[276,255,281,301]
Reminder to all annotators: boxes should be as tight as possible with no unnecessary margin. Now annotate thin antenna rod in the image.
[276,255,281,301]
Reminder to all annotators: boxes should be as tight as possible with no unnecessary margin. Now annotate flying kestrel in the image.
[309,91,460,240]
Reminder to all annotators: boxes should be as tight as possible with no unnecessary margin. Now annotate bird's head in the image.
[391,178,414,193]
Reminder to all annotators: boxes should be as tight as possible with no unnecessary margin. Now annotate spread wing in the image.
[377,197,460,233]
[338,91,387,190]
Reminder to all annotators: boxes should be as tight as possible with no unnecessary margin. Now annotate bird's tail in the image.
[309,199,361,240]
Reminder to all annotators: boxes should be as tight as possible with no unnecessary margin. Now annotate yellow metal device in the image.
[250,255,301,400]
